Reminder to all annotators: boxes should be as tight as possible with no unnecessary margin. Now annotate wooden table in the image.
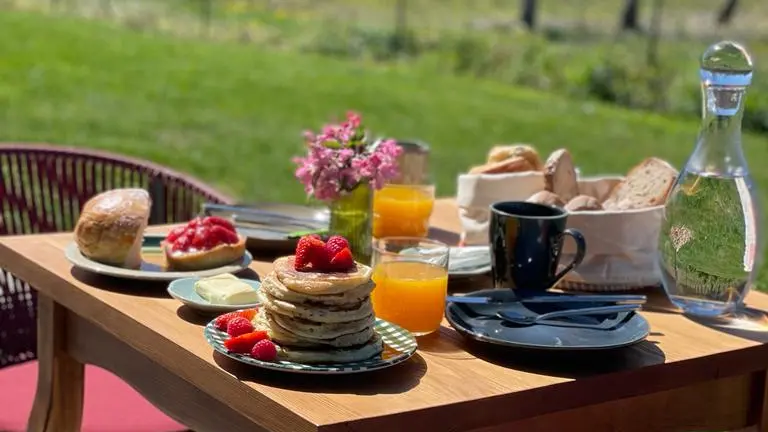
[4,199,768,432]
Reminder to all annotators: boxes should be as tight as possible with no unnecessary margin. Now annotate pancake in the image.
[253,308,375,348]
[274,256,373,295]
[261,273,375,307]
[270,310,374,339]
[276,334,384,364]
[258,289,373,323]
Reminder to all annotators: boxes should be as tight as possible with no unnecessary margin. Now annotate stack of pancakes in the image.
[254,256,384,363]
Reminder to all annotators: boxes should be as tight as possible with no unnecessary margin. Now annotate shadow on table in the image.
[212,351,427,395]
[429,227,460,246]
[176,305,219,325]
[70,267,171,298]
[455,339,665,379]
[687,306,768,344]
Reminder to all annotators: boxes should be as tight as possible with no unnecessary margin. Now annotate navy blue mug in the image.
[489,201,586,291]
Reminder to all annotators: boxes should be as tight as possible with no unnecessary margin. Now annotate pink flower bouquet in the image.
[294,112,402,202]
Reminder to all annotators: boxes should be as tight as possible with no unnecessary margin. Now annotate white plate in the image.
[65,234,253,281]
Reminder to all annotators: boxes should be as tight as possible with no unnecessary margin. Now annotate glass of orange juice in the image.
[373,184,435,238]
[371,237,449,336]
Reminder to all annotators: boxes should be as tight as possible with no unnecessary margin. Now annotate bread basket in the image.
[457,172,666,292]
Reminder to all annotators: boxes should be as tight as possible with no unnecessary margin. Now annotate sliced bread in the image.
[602,157,678,210]
[543,149,579,203]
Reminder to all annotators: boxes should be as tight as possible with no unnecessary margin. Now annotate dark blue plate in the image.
[445,289,650,351]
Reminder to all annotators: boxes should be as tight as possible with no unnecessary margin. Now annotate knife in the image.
[446,294,647,305]
[203,204,328,229]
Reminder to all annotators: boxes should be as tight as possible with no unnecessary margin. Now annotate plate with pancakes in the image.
[204,236,419,374]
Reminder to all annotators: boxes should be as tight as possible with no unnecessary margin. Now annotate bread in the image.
[74,188,151,269]
[469,156,535,175]
[487,144,543,170]
[526,191,566,207]
[163,236,246,271]
[544,149,579,203]
[602,157,678,210]
[565,195,603,211]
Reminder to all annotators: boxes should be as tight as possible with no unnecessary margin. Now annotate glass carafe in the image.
[657,41,763,318]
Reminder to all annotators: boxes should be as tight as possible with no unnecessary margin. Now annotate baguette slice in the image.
[602,158,678,210]
[543,149,579,203]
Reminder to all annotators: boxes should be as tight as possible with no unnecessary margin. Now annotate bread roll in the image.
[469,156,534,175]
[487,144,543,170]
[544,149,579,203]
[74,188,151,269]
[602,158,678,210]
[565,195,603,211]
[526,191,565,207]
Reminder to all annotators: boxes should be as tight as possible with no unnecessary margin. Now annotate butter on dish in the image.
[195,274,259,305]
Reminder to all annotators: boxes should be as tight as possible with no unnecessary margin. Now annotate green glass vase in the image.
[328,184,373,265]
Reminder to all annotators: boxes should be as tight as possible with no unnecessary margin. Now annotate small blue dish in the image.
[167,277,261,314]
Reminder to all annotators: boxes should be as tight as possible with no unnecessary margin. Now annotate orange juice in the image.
[371,261,448,335]
[373,185,434,238]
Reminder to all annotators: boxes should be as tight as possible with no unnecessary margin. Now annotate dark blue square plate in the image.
[445,289,650,351]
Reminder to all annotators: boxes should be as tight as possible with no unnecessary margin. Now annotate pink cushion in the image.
[0,361,187,432]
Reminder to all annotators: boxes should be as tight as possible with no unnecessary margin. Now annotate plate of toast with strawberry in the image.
[65,188,253,281]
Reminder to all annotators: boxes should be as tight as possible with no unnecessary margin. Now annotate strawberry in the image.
[294,235,326,270]
[165,226,187,243]
[172,233,192,251]
[325,235,350,256]
[214,309,258,331]
[190,226,210,250]
[224,331,269,354]
[204,216,236,233]
[187,217,203,229]
[210,225,239,245]
[329,247,355,271]
[226,317,255,337]
[250,339,278,361]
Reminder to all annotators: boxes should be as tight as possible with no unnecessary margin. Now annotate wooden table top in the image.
[3,198,768,432]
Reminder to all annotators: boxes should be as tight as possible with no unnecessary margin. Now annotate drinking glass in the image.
[371,237,449,336]
[372,184,435,238]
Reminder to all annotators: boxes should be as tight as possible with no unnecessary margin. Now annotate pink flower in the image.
[293,113,403,201]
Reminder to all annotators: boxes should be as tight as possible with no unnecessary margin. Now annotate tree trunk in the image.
[717,0,739,25]
[620,0,642,32]
[521,0,537,29]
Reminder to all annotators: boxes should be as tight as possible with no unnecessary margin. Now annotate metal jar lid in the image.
[392,140,430,185]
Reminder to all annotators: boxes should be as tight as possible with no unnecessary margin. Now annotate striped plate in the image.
[204,317,418,374]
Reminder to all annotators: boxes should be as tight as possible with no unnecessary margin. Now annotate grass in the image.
[2,10,768,287]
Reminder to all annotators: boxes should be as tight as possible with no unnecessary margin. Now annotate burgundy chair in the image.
[0,144,234,432]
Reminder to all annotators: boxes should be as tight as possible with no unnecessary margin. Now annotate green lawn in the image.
[1,10,768,287]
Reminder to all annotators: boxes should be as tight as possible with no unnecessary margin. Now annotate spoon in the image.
[496,304,641,329]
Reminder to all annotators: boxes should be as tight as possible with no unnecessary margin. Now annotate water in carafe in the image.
[657,41,763,318]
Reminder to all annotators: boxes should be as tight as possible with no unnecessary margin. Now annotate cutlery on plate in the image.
[203,204,328,229]
[496,304,641,328]
[446,294,647,305]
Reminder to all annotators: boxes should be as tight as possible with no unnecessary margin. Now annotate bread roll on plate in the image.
[74,188,151,269]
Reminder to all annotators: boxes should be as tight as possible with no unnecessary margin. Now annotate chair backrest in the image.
[0,143,235,368]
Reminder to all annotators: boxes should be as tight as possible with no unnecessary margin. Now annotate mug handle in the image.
[550,228,587,286]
